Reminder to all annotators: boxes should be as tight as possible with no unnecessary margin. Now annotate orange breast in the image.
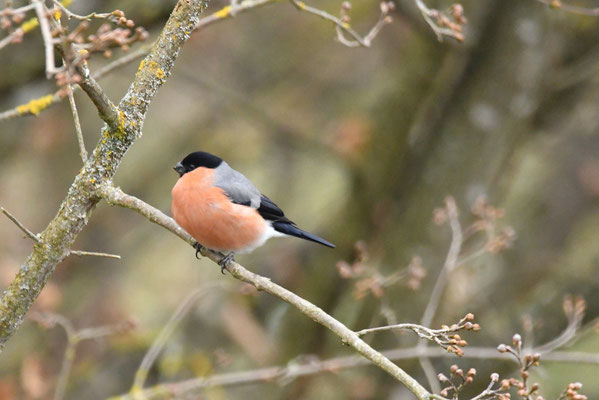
[171,168,266,252]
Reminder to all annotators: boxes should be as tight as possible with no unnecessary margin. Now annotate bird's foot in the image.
[193,242,204,259]
[218,252,235,274]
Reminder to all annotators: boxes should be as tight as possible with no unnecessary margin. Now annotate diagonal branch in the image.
[0,0,208,351]
[97,183,432,400]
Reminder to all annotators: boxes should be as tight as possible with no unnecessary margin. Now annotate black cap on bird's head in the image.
[174,151,223,177]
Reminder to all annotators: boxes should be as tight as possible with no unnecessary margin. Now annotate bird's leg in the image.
[218,252,235,274]
[193,242,204,259]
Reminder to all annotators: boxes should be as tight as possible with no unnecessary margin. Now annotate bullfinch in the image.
[171,151,335,269]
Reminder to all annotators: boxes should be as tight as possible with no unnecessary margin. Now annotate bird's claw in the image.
[218,252,235,274]
[193,242,203,259]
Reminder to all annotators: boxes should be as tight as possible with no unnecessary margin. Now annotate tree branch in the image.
[110,346,599,400]
[0,0,208,351]
[97,183,432,399]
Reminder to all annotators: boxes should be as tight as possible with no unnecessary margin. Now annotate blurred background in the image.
[1,0,599,398]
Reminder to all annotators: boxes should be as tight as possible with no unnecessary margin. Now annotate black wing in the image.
[257,195,294,224]
[258,195,335,248]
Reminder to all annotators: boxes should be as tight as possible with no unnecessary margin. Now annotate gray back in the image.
[213,162,261,208]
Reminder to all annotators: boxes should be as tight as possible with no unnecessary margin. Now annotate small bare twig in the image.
[416,196,515,393]
[421,197,462,328]
[534,295,586,354]
[51,0,112,21]
[69,250,121,259]
[32,0,62,78]
[497,334,543,399]
[29,311,135,400]
[1,206,120,259]
[65,85,87,163]
[357,313,479,356]
[1,206,40,241]
[337,243,426,298]
[289,0,393,48]
[130,283,228,393]
[413,0,466,42]
[419,196,462,392]
[536,0,599,16]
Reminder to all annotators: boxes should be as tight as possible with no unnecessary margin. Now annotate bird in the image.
[171,151,335,270]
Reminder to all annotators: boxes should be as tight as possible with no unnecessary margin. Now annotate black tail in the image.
[272,221,335,248]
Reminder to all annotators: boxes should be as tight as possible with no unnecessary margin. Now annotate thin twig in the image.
[535,0,599,16]
[356,314,476,357]
[97,183,431,399]
[1,206,120,259]
[32,0,61,78]
[0,28,23,50]
[29,312,133,400]
[66,85,88,163]
[413,0,465,42]
[131,283,227,392]
[1,206,40,241]
[418,196,462,393]
[289,0,387,48]
[52,0,112,21]
[534,297,586,354]
[69,250,121,259]
[420,197,462,328]
[110,345,599,400]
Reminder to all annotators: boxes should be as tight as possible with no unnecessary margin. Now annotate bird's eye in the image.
[189,164,195,169]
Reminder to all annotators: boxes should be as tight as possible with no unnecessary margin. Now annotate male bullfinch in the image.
[171,151,335,269]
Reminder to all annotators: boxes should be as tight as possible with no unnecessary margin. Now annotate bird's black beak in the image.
[174,162,185,177]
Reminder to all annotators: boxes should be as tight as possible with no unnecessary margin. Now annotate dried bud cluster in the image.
[438,364,477,398]
[562,295,586,321]
[429,3,467,42]
[486,296,587,399]
[339,1,395,25]
[1,5,25,30]
[495,333,554,399]
[339,1,394,32]
[336,243,426,299]
[562,382,587,400]
[447,195,516,253]
[1,2,149,92]
[437,313,479,357]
